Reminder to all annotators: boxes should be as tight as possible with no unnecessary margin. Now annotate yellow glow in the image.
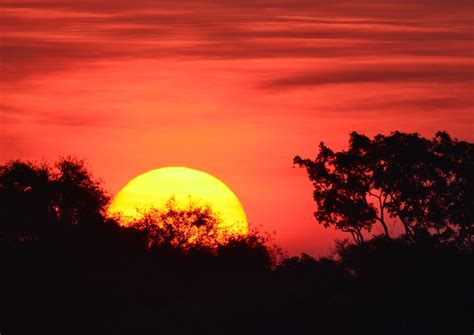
[108,167,248,235]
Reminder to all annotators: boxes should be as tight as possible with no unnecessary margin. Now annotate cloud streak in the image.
[1,0,472,81]
[262,63,474,89]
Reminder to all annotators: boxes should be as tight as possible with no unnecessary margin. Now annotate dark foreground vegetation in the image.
[1,131,473,335]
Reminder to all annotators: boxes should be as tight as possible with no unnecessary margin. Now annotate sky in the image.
[1,0,473,256]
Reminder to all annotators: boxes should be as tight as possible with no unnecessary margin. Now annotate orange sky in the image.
[1,0,473,256]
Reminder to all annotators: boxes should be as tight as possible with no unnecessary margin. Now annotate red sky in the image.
[1,0,473,256]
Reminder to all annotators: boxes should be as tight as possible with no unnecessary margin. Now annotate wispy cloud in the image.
[261,63,474,89]
[1,0,472,81]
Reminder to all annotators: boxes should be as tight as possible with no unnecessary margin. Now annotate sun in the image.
[108,167,248,235]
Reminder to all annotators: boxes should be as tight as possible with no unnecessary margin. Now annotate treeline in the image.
[0,131,472,335]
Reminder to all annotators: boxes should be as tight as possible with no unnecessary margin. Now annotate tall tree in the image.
[295,131,473,248]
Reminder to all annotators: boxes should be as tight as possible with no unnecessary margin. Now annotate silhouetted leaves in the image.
[129,197,222,253]
[295,131,474,248]
[0,160,51,242]
[0,157,109,246]
[52,157,109,227]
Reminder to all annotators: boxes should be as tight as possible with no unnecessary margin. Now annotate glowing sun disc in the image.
[108,167,248,234]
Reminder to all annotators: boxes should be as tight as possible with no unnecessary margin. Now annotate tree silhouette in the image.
[51,157,109,227]
[129,197,224,252]
[0,160,51,243]
[0,157,109,245]
[127,198,281,270]
[295,131,474,248]
[216,229,278,271]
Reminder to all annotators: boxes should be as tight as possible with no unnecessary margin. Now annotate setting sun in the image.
[108,167,248,235]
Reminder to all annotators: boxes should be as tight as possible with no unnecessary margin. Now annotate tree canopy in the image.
[129,197,223,252]
[0,157,109,244]
[295,131,474,248]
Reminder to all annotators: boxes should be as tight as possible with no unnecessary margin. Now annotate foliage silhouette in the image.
[129,197,223,252]
[0,157,109,245]
[295,131,474,248]
[125,198,279,271]
[52,157,109,227]
[216,229,280,271]
[0,160,50,243]
[0,149,472,335]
